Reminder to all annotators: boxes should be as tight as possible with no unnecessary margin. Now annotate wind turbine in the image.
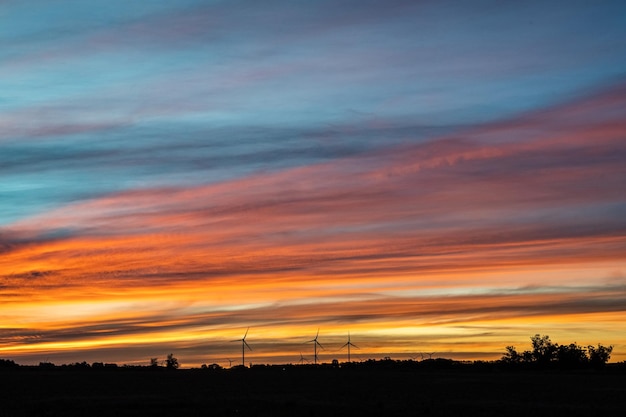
[225,358,234,368]
[298,352,309,365]
[340,332,358,363]
[306,329,324,364]
[231,328,252,367]
[426,352,436,360]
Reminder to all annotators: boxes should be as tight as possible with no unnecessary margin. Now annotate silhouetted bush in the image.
[166,353,179,369]
[63,361,90,369]
[38,361,56,369]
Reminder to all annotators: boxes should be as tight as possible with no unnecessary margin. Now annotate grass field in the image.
[1,365,625,416]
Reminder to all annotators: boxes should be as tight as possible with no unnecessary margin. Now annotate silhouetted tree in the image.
[150,357,159,367]
[588,344,613,368]
[165,353,179,369]
[530,334,557,365]
[521,350,534,363]
[501,346,522,364]
[556,343,587,368]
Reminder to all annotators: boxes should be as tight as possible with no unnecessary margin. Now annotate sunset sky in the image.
[2,0,626,367]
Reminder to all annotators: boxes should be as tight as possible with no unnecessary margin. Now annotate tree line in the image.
[501,334,613,369]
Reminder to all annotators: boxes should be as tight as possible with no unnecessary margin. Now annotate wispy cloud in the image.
[2,84,625,364]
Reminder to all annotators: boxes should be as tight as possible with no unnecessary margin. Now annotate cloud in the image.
[2,94,624,299]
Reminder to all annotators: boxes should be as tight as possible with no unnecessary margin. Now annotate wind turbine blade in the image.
[243,327,249,339]
[351,343,359,349]
[244,340,252,351]
[317,341,325,350]
[340,342,349,349]
[315,329,319,338]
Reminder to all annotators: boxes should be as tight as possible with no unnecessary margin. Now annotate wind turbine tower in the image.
[231,328,252,367]
[306,329,324,364]
[340,332,359,363]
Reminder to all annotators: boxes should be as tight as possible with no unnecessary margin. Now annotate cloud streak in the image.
[2,84,626,364]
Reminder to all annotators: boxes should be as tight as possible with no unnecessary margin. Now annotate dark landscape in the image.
[2,360,625,417]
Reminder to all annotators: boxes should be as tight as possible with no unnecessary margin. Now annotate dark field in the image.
[1,366,625,416]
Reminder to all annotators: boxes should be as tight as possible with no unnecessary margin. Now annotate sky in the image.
[1,0,626,367]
